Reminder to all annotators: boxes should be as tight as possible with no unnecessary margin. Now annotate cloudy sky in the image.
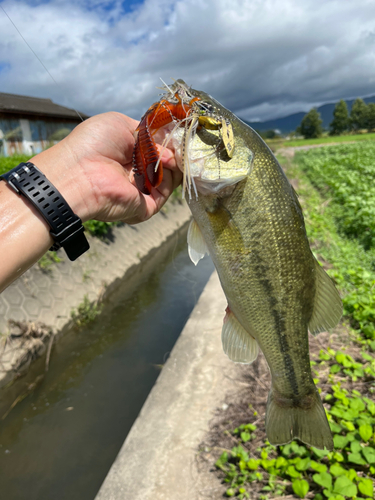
[1,0,375,123]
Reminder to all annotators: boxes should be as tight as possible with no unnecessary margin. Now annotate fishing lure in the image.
[132,80,235,198]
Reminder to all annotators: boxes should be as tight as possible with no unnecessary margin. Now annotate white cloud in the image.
[1,0,375,122]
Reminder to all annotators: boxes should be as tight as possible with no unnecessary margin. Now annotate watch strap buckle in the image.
[50,219,90,261]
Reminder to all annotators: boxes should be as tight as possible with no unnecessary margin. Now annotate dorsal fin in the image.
[222,307,259,364]
[187,219,209,266]
[309,259,343,335]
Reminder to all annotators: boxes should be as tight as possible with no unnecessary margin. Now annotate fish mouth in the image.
[158,79,253,199]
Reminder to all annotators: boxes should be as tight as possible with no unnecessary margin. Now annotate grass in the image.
[216,379,375,499]
[0,154,32,175]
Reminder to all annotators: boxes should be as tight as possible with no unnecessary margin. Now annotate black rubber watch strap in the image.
[0,162,89,261]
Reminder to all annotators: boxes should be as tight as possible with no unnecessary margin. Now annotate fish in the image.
[154,79,342,450]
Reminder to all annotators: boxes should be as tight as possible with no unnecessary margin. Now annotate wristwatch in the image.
[0,162,90,261]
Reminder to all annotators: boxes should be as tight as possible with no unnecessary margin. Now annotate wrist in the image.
[1,159,90,261]
[31,140,94,223]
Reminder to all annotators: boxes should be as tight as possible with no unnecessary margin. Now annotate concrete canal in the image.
[0,229,214,500]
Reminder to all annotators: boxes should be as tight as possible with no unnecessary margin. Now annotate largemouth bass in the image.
[150,80,342,450]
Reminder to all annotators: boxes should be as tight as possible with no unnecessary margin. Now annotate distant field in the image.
[266,132,375,150]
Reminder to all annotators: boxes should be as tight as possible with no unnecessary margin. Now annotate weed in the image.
[70,295,102,328]
[286,146,375,343]
[295,143,375,250]
[215,366,374,499]
[38,251,62,271]
[82,269,92,282]
[83,220,119,238]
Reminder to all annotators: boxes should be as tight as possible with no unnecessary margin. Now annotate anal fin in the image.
[187,219,209,266]
[222,307,259,364]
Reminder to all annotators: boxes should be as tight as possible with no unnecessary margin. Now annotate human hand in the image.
[32,112,182,225]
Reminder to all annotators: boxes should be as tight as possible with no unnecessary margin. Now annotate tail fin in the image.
[265,387,333,450]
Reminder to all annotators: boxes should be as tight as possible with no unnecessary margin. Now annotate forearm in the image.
[0,143,90,293]
[0,179,52,292]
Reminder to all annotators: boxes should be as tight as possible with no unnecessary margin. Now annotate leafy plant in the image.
[215,389,374,498]
[83,219,119,238]
[70,295,102,328]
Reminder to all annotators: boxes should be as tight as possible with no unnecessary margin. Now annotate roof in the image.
[0,92,89,120]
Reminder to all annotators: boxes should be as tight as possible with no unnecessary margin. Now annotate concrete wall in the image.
[0,201,192,388]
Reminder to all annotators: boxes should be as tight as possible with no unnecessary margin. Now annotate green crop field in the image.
[286,133,375,148]
[295,143,375,251]
[266,132,375,150]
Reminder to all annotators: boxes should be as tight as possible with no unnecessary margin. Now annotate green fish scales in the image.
[163,80,342,450]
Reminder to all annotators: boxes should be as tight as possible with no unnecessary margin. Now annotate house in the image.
[0,92,89,156]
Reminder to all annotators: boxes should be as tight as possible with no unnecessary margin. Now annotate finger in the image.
[128,147,181,198]
[150,167,182,213]
[156,144,177,170]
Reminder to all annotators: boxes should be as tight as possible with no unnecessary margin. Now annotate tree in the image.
[256,129,278,139]
[366,103,375,131]
[350,98,368,131]
[298,108,323,139]
[329,100,349,135]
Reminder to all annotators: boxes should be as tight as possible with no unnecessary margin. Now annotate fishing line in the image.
[0,4,84,122]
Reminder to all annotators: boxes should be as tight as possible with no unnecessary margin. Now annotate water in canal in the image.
[0,227,214,500]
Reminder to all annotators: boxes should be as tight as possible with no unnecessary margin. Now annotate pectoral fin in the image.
[308,259,343,335]
[187,219,209,266]
[222,307,259,364]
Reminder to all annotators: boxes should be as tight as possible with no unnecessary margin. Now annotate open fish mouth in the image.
[133,79,252,199]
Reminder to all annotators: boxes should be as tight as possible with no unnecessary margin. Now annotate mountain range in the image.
[244,95,375,134]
